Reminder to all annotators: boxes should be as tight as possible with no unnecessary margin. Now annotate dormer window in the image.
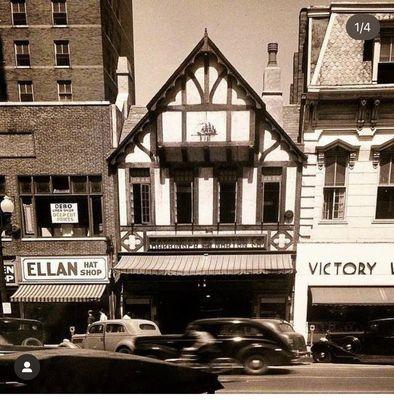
[378,30,394,84]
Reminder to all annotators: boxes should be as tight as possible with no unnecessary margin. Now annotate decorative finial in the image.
[204,28,208,37]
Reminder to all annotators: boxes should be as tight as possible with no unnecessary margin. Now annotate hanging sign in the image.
[50,203,78,223]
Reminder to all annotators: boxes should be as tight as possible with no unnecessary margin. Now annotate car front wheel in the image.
[243,354,268,375]
[313,350,332,363]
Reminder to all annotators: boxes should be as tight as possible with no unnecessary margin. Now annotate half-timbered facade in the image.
[109,32,306,332]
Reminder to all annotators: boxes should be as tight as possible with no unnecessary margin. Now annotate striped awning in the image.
[311,287,394,305]
[114,253,293,278]
[11,284,106,303]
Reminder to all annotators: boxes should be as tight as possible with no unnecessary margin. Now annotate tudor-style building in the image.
[109,32,306,332]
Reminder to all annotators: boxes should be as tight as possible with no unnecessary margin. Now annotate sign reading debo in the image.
[21,257,108,283]
[50,203,78,224]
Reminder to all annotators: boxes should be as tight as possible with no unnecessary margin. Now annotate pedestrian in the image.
[87,310,95,328]
[99,309,108,321]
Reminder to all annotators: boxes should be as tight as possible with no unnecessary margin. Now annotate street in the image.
[218,363,394,393]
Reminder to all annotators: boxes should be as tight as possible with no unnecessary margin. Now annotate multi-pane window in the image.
[52,0,67,25]
[322,148,348,220]
[18,81,33,101]
[11,0,27,26]
[174,170,194,224]
[376,150,394,219]
[54,41,70,66]
[130,168,151,224]
[262,168,282,223]
[217,169,238,223]
[57,80,72,101]
[15,41,30,67]
[19,176,103,237]
[378,32,394,83]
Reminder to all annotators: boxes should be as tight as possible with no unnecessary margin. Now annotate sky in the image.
[132,0,335,106]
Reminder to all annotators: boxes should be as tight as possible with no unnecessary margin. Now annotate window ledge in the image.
[372,219,394,224]
[318,220,348,225]
[13,25,29,28]
[16,66,31,69]
[54,66,71,69]
[21,237,107,242]
[52,25,69,28]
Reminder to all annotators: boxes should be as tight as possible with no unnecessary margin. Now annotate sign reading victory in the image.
[50,203,78,223]
[21,257,108,283]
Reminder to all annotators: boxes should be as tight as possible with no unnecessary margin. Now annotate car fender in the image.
[135,343,178,360]
[115,339,136,353]
[237,342,280,362]
[311,340,359,360]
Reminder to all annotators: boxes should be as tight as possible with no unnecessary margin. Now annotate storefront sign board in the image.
[21,256,108,283]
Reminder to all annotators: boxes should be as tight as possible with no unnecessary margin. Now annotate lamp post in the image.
[0,195,15,317]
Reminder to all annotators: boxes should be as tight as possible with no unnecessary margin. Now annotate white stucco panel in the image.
[124,145,151,163]
[231,111,250,141]
[186,111,226,142]
[198,168,213,224]
[211,76,227,104]
[154,168,171,225]
[241,167,257,224]
[162,111,182,142]
[285,167,297,214]
[186,76,202,104]
[264,144,290,162]
[118,168,127,226]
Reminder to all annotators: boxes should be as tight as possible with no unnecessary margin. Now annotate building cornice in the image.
[0,101,111,106]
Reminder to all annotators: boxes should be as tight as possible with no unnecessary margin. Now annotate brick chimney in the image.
[262,43,283,126]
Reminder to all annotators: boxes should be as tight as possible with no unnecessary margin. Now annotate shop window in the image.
[19,175,103,237]
[54,40,70,67]
[376,151,394,219]
[52,0,67,25]
[322,148,348,220]
[15,41,30,67]
[378,32,394,83]
[130,168,151,224]
[18,81,33,102]
[262,167,282,223]
[11,0,27,26]
[174,169,194,224]
[57,80,72,101]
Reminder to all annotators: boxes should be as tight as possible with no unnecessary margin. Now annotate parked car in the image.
[0,318,44,347]
[311,318,394,363]
[71,319,161,353]
[133,318,308,375]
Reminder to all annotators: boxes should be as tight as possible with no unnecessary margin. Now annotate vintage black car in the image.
[0,318,44,348]
[311,318,394,363]
[133,318,307,375]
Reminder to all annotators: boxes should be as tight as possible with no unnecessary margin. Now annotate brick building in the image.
[290,2,394,340]
[0,0,135,103]
[0,0,135,342]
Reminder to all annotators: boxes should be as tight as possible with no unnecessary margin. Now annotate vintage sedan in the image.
[311,318,394,363]
[133,318,308,375]
[71,319,161,353]
[0,318,44,348]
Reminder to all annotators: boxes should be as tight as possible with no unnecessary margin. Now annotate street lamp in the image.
[0,195,15,317]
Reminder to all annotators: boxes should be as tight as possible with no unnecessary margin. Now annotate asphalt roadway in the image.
[218,363,394,393]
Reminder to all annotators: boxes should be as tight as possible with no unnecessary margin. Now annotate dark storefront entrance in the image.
[120,275,293,333]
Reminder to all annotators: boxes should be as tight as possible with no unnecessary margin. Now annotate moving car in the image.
[71,318,161,353]
[311,318,394,363]
[0,318,44,348]
[133,318,307,375]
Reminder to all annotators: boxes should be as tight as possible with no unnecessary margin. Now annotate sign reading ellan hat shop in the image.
[21,256,108,283]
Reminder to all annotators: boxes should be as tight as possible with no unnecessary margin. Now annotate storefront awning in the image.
[311,287,394,305]
[114,253,293,277]
[11,284,106,303]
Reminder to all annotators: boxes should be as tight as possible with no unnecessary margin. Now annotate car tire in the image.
[243,354,268,375]
[116,346,132,354]
[313,350,332,363]
[21,337,43,347]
